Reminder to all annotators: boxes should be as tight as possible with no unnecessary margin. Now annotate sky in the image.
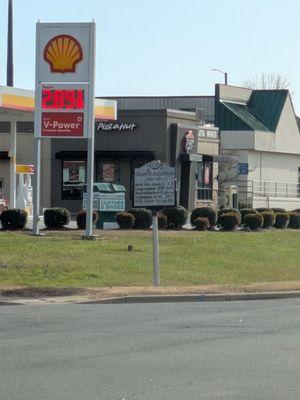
[1,0,300,112]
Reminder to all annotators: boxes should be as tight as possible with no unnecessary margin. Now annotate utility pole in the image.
[7,0,13,86]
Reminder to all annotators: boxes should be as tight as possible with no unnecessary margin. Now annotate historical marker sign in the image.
[134,160,176,208]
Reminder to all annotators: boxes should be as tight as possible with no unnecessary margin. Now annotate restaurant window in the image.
[96,161,120,183]
[197,162,213,200]
[62,160,86,200]
[17,121,34,133]
[0,122,10,133]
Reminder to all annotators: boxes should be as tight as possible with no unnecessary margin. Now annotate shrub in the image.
[218,212,240,231]
[193,217,210,231]
[272,208,286,213]
[76,210,99,229]
[127,208,152,229]
[288,212,300,229]
[0,209,27,230]
[157,213,167,229]
[293,208,300,213]
[44,207,70,229]
[115,212,135,229]
[191,207,217,227]
[243,213,263,230]
[273,212,290,229]
[163,206,188,229]
[256,207,272,213]
[261,211,275,228]
[218,208,241,225]
[238,203,252,209]
[240,208,258,223]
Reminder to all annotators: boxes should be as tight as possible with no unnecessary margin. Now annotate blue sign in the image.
[238,163,249,175]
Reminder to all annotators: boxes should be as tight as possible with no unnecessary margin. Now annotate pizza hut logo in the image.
[182,130,195,153]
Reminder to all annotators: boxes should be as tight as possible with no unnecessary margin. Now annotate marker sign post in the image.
[134,161,176,286]
[34,22,95,237]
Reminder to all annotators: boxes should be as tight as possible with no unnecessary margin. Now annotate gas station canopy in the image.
[0,85,117,120]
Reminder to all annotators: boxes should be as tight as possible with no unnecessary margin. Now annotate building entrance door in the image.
[180,162,190,208]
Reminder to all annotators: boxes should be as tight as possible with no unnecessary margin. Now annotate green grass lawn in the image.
[0,230,299,288]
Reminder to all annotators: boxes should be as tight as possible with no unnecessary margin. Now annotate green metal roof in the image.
[248,90,288,132]
[221,101,271,131]
[215,88,288,132]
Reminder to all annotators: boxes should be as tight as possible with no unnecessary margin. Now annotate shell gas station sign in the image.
[33,22,104,237]
[35,23,95,138]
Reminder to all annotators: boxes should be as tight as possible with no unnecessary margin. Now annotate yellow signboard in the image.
[16,165,34,174]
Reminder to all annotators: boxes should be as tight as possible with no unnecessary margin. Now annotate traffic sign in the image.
[238,163,249,175]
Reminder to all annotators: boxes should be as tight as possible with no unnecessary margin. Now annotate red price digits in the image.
[42,89,84,109]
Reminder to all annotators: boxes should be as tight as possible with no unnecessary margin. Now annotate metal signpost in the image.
[33,22,95,237]
[134,160,176,286]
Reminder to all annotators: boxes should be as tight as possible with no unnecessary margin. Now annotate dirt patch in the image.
[2,281,300,299]
[0,286,86,298]
[85,282,300,299]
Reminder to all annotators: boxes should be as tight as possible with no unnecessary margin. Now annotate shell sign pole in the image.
[33,22,95,237]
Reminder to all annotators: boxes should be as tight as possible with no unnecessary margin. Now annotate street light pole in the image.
[211,68,228,85]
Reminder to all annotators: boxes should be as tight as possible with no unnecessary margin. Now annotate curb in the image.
[0,300,22,306]
[2,291,300,306]
[79,290,300,304]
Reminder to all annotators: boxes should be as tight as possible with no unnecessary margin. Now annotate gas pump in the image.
[16,165,34,215]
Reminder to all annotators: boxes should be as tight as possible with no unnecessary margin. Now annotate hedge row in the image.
[189,206,300,231]
[1,206,300,232]
[116,206,188,229]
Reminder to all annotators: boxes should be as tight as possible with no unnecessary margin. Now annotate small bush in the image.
[240,208,258,223]
[76,210,99,229]
[128,208,152,229]
[157,213,167,229]
[272,208,286,213]
[163,206,188,229]
[218,212,240,231]
[293,208,300,213]
[243,213,263,230]
[261,211,275,228]
[193,217,210,231]
[288,212,300,229]
[256,207,272,213]
[191,207,217,227]
[273,212,290,229]
[0,209,27,230]
[116,212,135,229]
[218,208,241,225]
[44,207,70,229]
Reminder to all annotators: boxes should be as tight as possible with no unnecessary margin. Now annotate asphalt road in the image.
[1,299,300,400]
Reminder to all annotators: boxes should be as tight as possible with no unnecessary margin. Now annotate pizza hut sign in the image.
[96,121,138,133]
[181,130,196,153]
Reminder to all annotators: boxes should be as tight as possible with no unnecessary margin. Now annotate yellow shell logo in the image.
[44,34,83,73]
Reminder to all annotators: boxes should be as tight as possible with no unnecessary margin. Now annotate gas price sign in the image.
[39,84,88,138]
[41,88,85,109]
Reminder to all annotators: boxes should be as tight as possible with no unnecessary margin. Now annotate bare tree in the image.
[242,73,291,90]
[218,150,257,207]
